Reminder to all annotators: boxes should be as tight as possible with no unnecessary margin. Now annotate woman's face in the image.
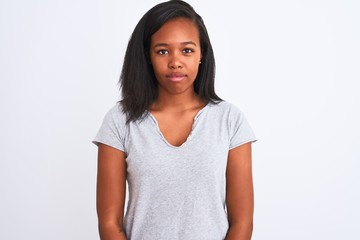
[149,18,202,95]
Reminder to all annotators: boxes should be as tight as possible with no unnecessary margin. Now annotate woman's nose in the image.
[168,54,183,69]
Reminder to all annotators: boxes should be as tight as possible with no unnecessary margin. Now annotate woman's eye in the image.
[158,50,168,55]
[183,48,193,54]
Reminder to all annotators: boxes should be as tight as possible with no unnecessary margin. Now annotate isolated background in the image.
[1,0,359,239]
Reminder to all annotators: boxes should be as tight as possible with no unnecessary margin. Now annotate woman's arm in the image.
[96,143,127,240]
[225,142,254,240]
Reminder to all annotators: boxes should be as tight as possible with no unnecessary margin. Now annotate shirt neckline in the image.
[147,102,211,149]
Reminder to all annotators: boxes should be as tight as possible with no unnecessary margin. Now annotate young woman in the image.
[93,1,257,239]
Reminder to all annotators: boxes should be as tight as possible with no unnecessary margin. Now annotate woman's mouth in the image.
[166,73,186,82]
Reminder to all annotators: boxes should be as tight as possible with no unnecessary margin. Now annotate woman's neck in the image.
[150,90,206,112]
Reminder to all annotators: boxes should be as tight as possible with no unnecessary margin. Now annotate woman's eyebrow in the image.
[153,41,197,48]
[180,41,197,46]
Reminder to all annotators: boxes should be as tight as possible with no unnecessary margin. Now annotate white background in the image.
[1,0,359,239]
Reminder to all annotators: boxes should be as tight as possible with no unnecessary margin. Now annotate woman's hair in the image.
[120,0,222,123]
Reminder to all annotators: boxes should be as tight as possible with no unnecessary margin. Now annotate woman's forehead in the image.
[150,18,200,46]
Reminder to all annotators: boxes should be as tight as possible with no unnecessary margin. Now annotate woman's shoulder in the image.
[209,100,244,115]
[208,100,251,128]
[105,102,124,115]
[102,102,128,127]
[93,102,128,151]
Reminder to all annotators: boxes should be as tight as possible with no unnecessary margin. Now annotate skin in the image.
[225,142,254,240]
[97,144,127,240]
[96,17,254,240]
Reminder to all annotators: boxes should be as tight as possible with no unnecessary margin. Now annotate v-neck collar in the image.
[147,102,211,149]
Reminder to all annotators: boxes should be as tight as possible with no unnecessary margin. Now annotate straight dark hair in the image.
[120,0,222,123]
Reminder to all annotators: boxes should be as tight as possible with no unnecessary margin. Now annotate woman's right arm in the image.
[96,143,127,240]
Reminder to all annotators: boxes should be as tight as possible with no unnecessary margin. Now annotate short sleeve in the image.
[92,104,126,153]
[228,105,257,150]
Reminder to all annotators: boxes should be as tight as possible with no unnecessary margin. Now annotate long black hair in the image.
[120,0,222,123]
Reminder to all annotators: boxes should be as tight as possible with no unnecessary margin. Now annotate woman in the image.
[93,1,257,239]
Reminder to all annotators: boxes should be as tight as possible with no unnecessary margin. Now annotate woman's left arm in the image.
[225,142,254,240]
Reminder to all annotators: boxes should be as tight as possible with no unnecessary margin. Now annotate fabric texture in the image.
[93,100,257,240]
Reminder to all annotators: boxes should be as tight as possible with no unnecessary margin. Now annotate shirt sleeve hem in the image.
[92,139,126,153]
[229,138,258,150]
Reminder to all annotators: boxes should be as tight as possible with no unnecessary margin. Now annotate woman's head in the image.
[120,0,222,122]
[150,17,202,97]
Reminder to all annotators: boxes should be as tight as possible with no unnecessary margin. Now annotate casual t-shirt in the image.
[93,100,257,240]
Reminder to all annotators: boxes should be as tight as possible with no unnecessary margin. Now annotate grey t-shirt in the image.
[93,100,257,240]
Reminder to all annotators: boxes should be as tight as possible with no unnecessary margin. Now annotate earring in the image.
[199,60,202,64]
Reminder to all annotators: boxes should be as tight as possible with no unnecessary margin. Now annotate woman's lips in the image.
[166,73,186,82]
